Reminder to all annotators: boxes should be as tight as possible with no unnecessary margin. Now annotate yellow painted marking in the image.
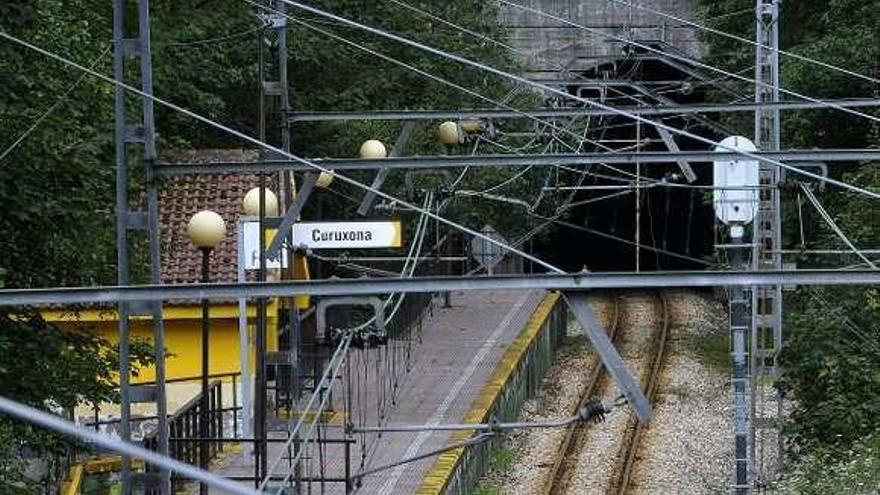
[81,456,145,474]
[42,299,281,322]
[415,291,561,495]
[391,220,403,247]
[62,463,83,495]
[274,410,348,425]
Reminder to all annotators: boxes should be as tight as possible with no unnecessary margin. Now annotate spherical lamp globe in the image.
[187,210,226,249]
[243,187,279,216]
[437,121,460,145]
[359,139,387,159]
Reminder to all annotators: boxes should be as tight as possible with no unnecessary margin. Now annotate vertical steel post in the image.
[139,1,170,491]
[237,221,253,458]
[728,226,750,495]
[753,0,784,487]
[255,1,298,487]
[114,0,169,493]
[199,248,212,495]
[112,3,131,491]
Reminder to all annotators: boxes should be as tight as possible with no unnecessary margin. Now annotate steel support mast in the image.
[255,0,299,489]
[752,0,784,489]
[113,0,169,493]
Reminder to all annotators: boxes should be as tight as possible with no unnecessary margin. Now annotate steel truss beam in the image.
[3,270,879,307]
[155,149,880,176]
[286,99,880,122]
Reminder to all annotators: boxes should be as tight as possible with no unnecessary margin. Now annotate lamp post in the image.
[187,210,226,495]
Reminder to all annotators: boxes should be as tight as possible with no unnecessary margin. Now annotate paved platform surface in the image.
[210,289,542,494]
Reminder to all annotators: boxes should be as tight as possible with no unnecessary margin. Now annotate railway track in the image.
[541,291,670,495]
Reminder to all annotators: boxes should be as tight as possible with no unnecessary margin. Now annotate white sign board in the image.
[470,225,507,275]
[242,221,287,270]
[292,221,402,250]
[713,135,760,225]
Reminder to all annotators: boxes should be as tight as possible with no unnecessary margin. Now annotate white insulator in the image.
[359,139,387,159]
[459,120,485,134]
[242,187,279,217]
[437,121,460,145]
[316,171,334,189]
[187,210,227,248]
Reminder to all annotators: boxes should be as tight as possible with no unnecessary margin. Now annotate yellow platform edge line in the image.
[61,463,84,495]
[415,291,561,495]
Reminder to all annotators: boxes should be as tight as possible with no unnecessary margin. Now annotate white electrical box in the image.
[713,135,760,225]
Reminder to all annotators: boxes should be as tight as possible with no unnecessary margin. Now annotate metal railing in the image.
[143,380,226,492]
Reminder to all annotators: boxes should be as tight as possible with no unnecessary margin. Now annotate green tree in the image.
[696,0,880,485]
[1,0,525,491]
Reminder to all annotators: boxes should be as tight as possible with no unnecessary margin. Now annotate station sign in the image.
[242,220,402,269]
[292,220,402,250]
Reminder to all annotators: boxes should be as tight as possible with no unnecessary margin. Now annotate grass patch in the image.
[474,487,504,495]
[684,329,731,373]
[489,447,516,471]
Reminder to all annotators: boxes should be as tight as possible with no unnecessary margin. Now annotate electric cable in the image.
[0,31,567,276]
[0,43,112,164]
[495,0,880,125]
[269,0,880,199]
[799,183,879,270]
[606,0,880,85]
[256,3,621,155]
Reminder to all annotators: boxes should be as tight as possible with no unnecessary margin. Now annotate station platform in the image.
[210,289,543,494]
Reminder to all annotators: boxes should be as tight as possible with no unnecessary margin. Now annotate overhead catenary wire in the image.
[259,6,633,213]
[0,396,261,495]
[254,1,622,155]
[0,31,566,276]
[389,0,874,111]
[495,0,880,126]
[0,43,112,164]
[798,183,879,270]
[606,0,880,85]
[270,0,880,200]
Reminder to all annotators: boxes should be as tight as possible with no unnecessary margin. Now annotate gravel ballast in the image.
[478,290,733,495]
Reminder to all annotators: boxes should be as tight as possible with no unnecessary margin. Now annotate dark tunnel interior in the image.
[530,50,724,272]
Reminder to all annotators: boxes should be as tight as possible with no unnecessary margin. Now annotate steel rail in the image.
[286,99,880,122]
[614,291,670,495]
[154,149,880,176]
[543,293,621,495]
[3,271,880,307]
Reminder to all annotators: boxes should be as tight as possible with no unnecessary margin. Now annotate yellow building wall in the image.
[42,301,281,383]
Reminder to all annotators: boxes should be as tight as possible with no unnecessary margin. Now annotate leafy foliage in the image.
[1,0,527,491]
[776,431,880,494]
[697,0,880,487]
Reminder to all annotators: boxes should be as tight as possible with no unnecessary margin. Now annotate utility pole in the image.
[753,0,784,488]
[113,0,169,493]
[255,0,296,488]
[728,225,751,495]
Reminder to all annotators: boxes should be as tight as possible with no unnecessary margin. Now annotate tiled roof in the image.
[158,149,278,285]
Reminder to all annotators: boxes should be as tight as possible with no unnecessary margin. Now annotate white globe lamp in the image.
[438,121,460,145]
[187,210,226,249]
[243,187,279,217]
[359,139,387,159]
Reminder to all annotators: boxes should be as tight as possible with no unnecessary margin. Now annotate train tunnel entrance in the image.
[529,48,725,272]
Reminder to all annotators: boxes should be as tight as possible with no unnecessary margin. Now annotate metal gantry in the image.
[751,0,784,489]
[112,1,170,493]
[3,1,880,494]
